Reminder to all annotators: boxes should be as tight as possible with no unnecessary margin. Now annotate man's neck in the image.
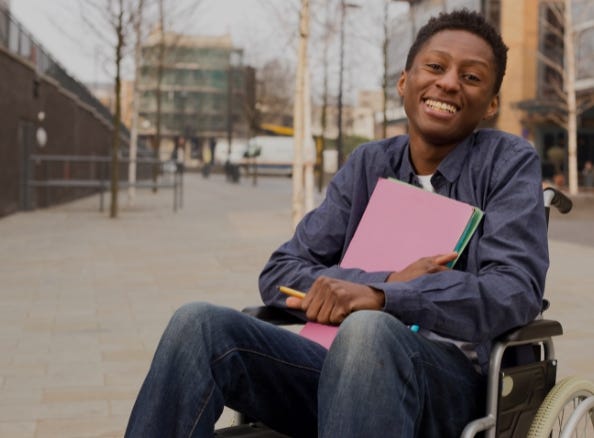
[409,138,458,175]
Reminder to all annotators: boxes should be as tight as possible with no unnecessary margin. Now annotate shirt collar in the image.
[398,133,475,184]
[437,134,475,183]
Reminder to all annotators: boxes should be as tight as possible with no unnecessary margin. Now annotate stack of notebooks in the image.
[299,177,483,348]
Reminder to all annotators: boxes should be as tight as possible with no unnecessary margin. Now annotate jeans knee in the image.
[162,302,224,349]
[169,301,209,328]
[336,311,408,349]
[325,311,418,372]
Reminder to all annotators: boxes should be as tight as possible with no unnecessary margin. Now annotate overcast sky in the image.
[10,0,408,103]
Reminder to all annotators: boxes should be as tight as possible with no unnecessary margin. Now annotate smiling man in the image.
[125,9,548,438]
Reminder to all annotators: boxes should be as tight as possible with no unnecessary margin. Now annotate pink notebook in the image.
[299,177,482,349]
[299,323,339,349]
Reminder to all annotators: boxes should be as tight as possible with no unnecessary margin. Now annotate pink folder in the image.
[299,322,339,349]
[299,177,482,349]
[340,178,478,271]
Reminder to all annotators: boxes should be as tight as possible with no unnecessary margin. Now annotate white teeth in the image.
[425,99,457,113]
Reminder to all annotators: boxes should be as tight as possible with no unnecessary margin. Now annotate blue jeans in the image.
[125,303,485,437]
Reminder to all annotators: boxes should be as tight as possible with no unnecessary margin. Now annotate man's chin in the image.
[420,129,468,148]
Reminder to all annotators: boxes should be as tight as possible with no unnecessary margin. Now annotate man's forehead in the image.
[417,30,495,64]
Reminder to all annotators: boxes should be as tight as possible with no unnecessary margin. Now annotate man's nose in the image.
[435,68,460,92]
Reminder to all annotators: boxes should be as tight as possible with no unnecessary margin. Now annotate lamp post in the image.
[336,1,360,168]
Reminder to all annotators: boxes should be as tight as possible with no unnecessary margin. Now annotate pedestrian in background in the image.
[583,160,593,190]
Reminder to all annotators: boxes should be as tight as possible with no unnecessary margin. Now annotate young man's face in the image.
[397,29,500,149]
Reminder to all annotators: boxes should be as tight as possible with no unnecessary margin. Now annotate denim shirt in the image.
[258,129,549,373]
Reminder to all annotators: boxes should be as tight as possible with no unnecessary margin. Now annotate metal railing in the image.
[26,154,183,212]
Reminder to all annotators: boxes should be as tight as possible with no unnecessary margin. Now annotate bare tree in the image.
[127,0,145,205]
[80,0,139,218]
[110,0,125,218]
[256,60,296,126]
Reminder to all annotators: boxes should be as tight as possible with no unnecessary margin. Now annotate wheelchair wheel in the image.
[527,376,594,438]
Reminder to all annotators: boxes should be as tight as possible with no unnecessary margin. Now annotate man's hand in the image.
[386,252,457,283]
[285,276,385,325]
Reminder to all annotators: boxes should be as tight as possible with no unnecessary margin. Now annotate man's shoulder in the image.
[472,129,537,158]
[352,135,409,158]
[473,129,533,148]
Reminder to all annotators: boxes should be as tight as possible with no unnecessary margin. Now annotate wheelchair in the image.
[216,187,594,438]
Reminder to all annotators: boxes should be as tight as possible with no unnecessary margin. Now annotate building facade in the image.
[512,0,594,181]
[137,32,256,164]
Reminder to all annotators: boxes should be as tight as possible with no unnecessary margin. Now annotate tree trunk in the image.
[110,0,124,218]
[152,0,165,193]
[128,0,144,205]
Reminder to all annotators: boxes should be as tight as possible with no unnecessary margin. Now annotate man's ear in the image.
[483,94,500,120]
[397,71,406,97]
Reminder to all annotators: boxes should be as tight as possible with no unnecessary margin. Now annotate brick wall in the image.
[0,48,120,217]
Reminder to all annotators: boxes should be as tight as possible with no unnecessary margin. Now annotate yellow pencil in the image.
[278,285,306,299]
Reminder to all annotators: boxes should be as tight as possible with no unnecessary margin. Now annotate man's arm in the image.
[284,252,458,325]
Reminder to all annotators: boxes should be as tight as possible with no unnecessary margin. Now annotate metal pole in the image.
[565,0,578,195]
[292,0,309,227]
[337,0,346,168]
[227,65,233,161]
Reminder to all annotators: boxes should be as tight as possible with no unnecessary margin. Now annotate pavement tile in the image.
[0,422,36,438]
[34,416,127,438]
[42,387,138,404]
[0,400,109,422]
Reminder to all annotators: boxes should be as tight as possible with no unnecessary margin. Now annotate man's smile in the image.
[423,98,459,114]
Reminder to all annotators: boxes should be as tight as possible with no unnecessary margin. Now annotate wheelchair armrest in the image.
[543,187,573,214]
[497,319,563,344]
[242,305,306,326]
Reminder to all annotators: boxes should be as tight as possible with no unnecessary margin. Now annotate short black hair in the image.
[405,9,508,94]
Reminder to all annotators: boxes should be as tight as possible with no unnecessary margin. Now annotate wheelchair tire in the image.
[527,376,594,438]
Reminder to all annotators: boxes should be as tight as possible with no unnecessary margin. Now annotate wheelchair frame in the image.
[217,187,594,438]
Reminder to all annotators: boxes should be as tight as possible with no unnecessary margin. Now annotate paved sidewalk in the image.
[0,173,592,437]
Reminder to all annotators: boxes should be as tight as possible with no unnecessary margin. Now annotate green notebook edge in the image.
[448,207,484,268]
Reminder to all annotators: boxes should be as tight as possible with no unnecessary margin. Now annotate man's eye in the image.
[463,73,481,82]
[427,63,442,71]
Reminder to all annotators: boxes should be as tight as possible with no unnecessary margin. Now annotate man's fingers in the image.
[434,252,458,266]
[285,296,303,309]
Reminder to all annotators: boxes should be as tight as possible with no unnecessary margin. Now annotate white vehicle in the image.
[242,135,315,177]
[213,139,246,165]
